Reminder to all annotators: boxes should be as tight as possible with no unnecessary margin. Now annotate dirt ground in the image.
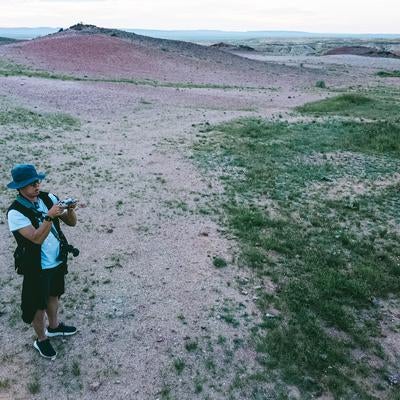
[0,30,399,399]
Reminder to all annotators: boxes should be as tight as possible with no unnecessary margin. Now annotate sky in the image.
[0,0,399,33]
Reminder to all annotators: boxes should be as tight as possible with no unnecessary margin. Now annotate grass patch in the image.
[315,80,326,88]
[213,256,228,268]
[297,93,372,113]
[296,92,400,122]
[173,358,185,374]
[0,107,79,129]
[71,360,81,377]
[193,103,400,397]
[0,59,274,91]
[27,376,40,394]
[376,70,400,78]
[0,378,10,388]
[185,340,199,352]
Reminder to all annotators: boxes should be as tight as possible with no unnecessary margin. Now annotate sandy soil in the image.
[0,30,398,399]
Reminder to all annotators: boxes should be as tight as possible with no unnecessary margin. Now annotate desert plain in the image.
[0,25,400,400]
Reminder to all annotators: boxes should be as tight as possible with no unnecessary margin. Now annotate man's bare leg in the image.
[32,309,47,341]
[46,296,59,330]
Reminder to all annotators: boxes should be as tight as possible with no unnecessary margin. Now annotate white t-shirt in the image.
[8,193,62,270]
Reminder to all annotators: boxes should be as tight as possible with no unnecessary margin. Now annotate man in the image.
[6,164,78,360]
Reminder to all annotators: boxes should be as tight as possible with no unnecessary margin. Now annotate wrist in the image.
[44,215,54,222]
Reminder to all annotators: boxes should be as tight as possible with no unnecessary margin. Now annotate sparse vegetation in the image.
[0,378,10,388]
[297,91,400,122]
[376,70,400,77]
[185,340,199,352]
[315,80,326,88]
[212,256,228,268]
[193,92,400,398]
[27,375,40,394]
[71,360,81,377]
[173,358,185,374]
[0,107,80,129]
[0,59,275,91]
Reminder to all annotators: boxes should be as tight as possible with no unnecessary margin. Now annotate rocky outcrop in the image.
[325,46,400,58]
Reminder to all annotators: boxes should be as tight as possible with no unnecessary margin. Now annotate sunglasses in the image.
[29,180,42,187]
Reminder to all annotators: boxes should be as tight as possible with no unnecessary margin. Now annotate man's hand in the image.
[47,204,65,219]
[66,202,77,211]
[59,203,77,226]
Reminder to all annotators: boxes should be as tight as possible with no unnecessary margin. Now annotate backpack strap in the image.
[8,200,40,228]
[38,191,57,211]
[38,192,67,244]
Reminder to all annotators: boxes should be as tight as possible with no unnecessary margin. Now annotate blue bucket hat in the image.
[7,164,46,189]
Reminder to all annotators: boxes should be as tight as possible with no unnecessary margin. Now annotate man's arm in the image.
[18,203,64,244]
[19,220,54,245]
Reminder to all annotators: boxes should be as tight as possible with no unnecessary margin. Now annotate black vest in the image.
[7,191,67,275]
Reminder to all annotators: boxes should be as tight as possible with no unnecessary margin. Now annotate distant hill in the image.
[0,37,20,45]
[0,24,301,88]
[0,27,399,41]
[325,45,400,58]
[128,30,400,41]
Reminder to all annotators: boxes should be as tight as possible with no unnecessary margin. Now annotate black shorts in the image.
[21,263,66,324]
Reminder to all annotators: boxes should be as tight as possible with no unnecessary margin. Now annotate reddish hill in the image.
[324,46,399,58]
[0,24,293,87]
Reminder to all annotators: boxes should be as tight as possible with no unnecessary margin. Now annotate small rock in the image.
[107,228,114,233]
[90,381,101,391]
[388,373,400,385]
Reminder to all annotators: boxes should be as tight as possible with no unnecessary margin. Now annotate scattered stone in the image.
[107,228,114,233]
[388,373,400,385]
[89,381,101,392]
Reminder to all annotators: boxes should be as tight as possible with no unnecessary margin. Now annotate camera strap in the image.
[16,195,61,242]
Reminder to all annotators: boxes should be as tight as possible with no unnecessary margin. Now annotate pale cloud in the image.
[0,0,398,33]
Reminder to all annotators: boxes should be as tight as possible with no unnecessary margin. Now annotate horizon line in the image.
[0,26,399,36]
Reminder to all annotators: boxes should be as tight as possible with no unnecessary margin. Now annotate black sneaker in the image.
[46,322,77,337]
[34,339,57,360]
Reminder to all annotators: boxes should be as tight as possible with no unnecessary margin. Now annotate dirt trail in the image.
[0,76,287,399]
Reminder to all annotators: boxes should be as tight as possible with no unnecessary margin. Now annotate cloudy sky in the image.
[0,0,398,33]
